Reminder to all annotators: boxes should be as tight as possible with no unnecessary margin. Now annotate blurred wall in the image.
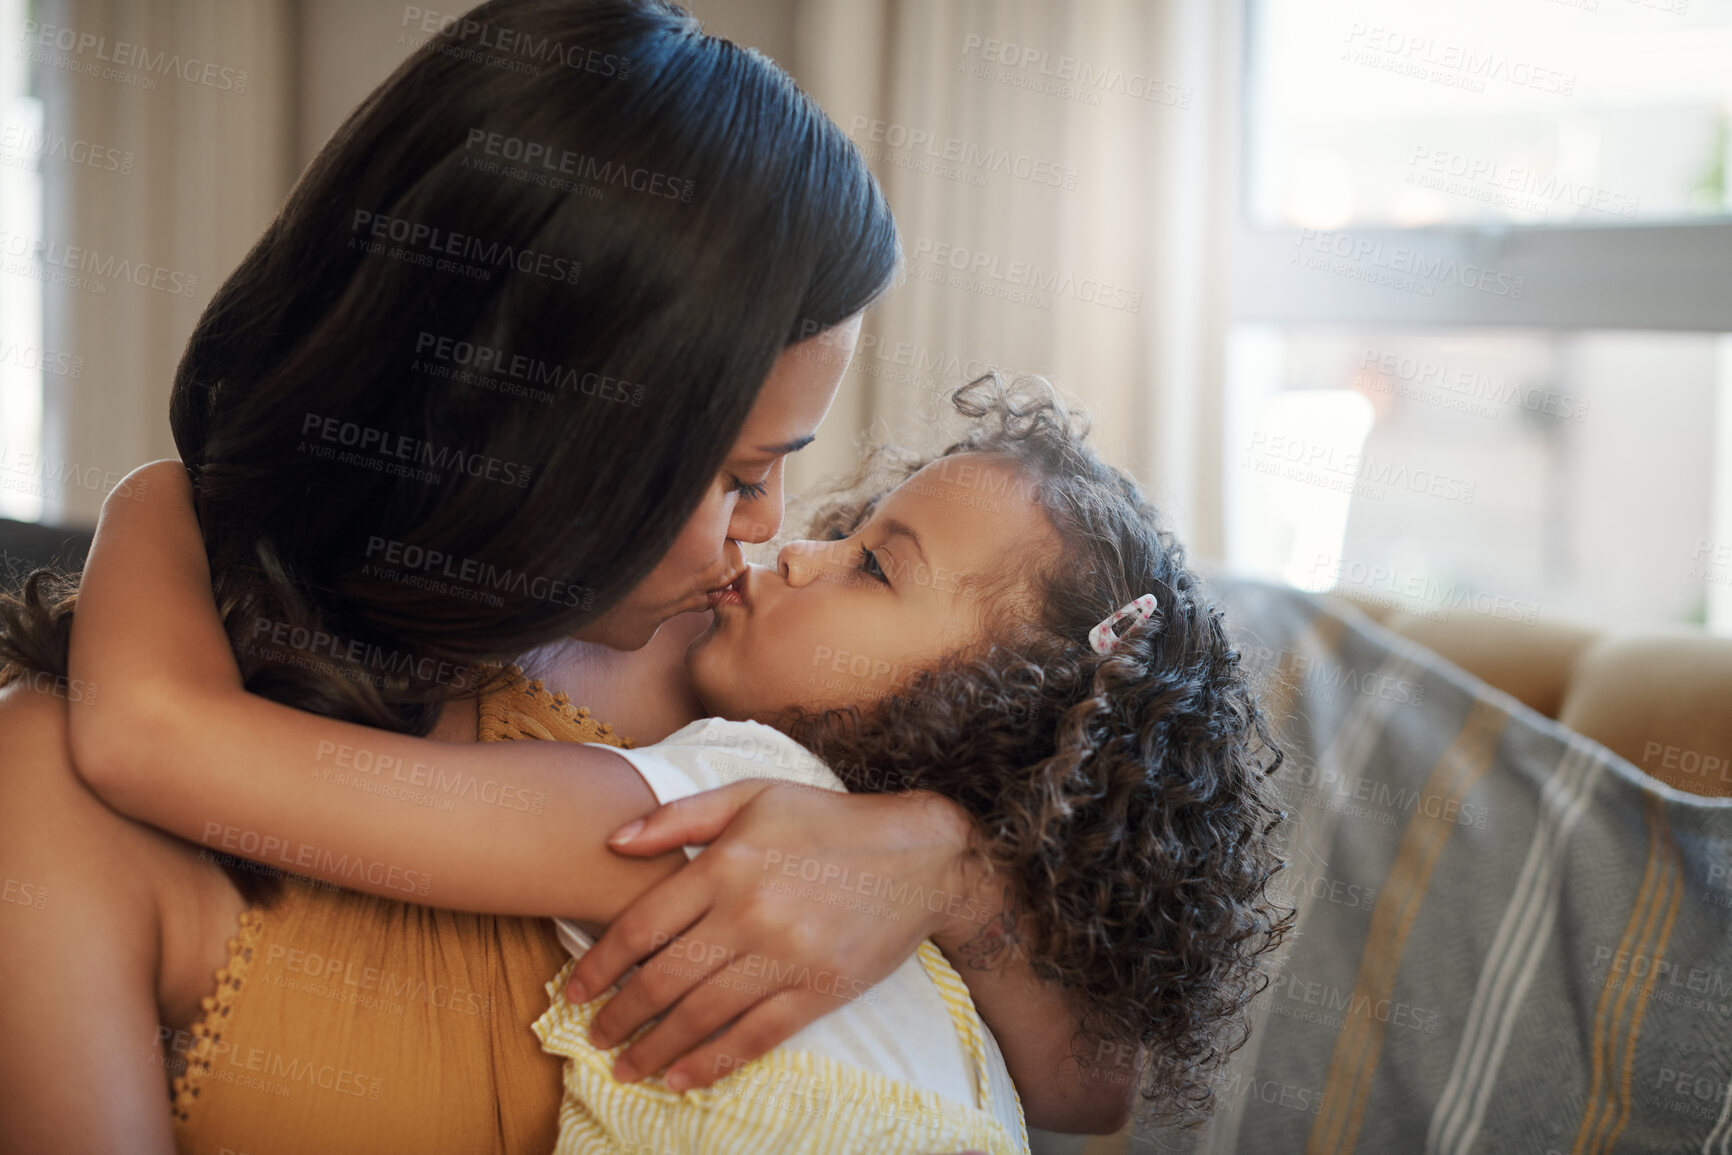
[32,0,1233,560]
[296,0,413,169]
[36,0,296,523]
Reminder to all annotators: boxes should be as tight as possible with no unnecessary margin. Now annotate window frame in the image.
[1234,0,1732,334]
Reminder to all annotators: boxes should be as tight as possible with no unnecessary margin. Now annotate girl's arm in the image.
[66,461,682,920]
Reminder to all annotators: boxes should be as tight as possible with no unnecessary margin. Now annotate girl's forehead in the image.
[900,453,1038,506]
[882,454,1048,561]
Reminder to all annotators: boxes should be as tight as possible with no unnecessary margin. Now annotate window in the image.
[1229,0,1732,631]
[0,0,45,523]
[1248,0,1732,230]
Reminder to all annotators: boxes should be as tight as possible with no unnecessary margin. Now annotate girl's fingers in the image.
[567,868,710,1007]
[604,780,773,858]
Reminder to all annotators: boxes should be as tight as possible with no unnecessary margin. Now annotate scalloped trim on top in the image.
[497,663,635,749]
[168,906,266,1124]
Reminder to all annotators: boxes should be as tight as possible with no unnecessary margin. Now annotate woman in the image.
[0,1,1130,1151]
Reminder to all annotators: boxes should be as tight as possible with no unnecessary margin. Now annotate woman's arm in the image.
[0,686,179,1155]
[66,461,684,921]
[67,463,1127,1117]
[579,783,1142,1133]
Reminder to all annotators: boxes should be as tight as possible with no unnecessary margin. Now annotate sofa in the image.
[1028,579,1732,1155]
[0,517,92,588]
[1334,595,1732,798]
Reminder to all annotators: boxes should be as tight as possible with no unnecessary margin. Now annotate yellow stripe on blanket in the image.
[532,939,1025,1155]
[1570,794,1683,1155]
[1306,696,1509,1155]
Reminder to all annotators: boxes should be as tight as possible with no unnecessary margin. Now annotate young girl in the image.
[66,377,1289,1152]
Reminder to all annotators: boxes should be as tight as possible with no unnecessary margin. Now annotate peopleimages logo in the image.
[401,6,632,78]
[300,413,533,488]
[1405,146,1639,220]
[200,822,430,897]
[1590,945,1732,1005]
[0,339,82,378]
[1342,23,1576,97]
[363,536,593,609]
[349,210,581,286]
[1268,971,1442,1034]
[0,446,149,502]
[1310,553,1541,625]
[848,116,1080,190]
[0,227,199,297]
[0,124,134,175]
[1356,347,1589,423]
[1243,432,1478,505]
[958,35,1193,108]
[761,849,989,924]
[414,332,643,405]
[650,930,879,1006]
[21,20,250,92]
[1292,229,1526,299]
[247,616,477,692]
[907,237,1143,312]
[461,129,693,201]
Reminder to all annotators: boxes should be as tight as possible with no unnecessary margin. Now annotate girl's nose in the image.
[776,539,829,588]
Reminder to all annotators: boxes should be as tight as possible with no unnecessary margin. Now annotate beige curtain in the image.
[38,0,294,524]
[786,0,1241,563]
[34,0,1240,560]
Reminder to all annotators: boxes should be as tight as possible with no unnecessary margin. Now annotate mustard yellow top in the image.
[169,667,630,1155]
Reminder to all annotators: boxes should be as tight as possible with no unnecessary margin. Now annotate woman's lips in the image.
[706,568,749,610]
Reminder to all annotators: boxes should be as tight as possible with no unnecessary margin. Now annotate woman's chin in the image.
[574,605,674,650]
[682,614,720,658]
[574,596,711,650]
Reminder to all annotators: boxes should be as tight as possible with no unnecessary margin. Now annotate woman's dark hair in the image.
[0,0,897,899]
[784,376,1292,1125]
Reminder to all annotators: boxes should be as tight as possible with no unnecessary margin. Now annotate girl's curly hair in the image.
[781,374,1292,1124]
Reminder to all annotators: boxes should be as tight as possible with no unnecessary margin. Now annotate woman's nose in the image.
[729,502,782,544]
[719,539,745,579]
[727,465,785,544]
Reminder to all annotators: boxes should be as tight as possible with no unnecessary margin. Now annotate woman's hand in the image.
[567,780,985,1092]
[585,779,1144,1134]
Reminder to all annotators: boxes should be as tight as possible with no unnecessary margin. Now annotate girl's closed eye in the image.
[857,544,889,584]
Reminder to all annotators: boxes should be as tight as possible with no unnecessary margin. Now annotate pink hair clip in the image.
[1089,594,1161,655]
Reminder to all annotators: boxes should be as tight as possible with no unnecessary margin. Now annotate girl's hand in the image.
[567,780,984,1091]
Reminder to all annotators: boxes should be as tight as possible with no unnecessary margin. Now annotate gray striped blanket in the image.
[1030,577,1732,1155]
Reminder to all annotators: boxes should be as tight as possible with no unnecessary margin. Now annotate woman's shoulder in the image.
[0,675,79,762]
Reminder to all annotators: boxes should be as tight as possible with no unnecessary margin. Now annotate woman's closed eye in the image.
[729,475,769,501]
[857,544,889,584]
